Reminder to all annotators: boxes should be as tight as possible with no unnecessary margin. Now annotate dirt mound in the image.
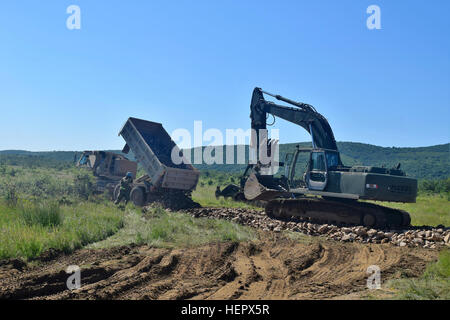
[143,190,201,211]
[0,235,437,300]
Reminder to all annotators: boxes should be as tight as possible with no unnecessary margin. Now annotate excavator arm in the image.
[250,87,340,153]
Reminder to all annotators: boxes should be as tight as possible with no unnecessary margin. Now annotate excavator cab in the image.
[283,147,343,192]
[307,150,328,191]
[305,149,343,191]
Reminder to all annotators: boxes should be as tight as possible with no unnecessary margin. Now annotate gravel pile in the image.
[183,207,450,249]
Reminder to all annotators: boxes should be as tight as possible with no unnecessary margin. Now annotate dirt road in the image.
[0,232,437,300]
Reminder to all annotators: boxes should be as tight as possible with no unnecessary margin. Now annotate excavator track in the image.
[265,197,411,229]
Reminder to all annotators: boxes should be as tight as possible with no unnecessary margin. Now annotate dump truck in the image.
[223,88,417,229]
[117,117,200,206]
[76,151,137,195]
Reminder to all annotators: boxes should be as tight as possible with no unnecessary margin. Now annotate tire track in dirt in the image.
[0,233,437,300]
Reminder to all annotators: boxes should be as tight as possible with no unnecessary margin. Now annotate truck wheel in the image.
[113,184,121,201]
[130,187,145,207]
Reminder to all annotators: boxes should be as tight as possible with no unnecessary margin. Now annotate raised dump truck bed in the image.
[119,117,199,192]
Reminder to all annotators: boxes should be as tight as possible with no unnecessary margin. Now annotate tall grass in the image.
[18,201,63,227]
[0,201,125,260]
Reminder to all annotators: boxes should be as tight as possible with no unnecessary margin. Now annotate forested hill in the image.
[0,142,448,180]
[334,142,448,180]
[187,142,449,180]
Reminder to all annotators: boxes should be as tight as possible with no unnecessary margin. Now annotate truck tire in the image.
[113,184,121,201]
[130,187,145,207]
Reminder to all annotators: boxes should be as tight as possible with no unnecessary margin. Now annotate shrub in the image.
[2,182,18,207]
[419,178,450,194]
[74,171,95,200]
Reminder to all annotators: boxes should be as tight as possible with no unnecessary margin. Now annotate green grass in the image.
[18,201,63,227]
[90,206,257,249]
[385,249,450,300]
[0,201,125,260]
[381,194,449,227]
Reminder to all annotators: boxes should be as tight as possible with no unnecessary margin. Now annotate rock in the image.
[329,226,339,232]
[431,233,443,242]
[355,227,367,237]
[376,231,386,239]
[341,234,353,242]
[385,232,394,239]
[367,229,378,237]
[183,207,445,249]
[444,234,450,244]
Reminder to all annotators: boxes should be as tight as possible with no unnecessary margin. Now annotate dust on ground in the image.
[0,232,437,300]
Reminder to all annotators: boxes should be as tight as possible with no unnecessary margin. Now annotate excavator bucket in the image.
[243,173,289,201]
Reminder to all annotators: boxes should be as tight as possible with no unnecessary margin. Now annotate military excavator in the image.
[235,87,417,229]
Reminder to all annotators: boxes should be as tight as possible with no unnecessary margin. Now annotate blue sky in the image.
[0,0,449,151]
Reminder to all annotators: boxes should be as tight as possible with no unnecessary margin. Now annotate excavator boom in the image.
[250,87,339,152]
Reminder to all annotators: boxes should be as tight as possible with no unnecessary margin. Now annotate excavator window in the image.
[284,153,293,177]
[310,152,326,172]
[325,151,339,169]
